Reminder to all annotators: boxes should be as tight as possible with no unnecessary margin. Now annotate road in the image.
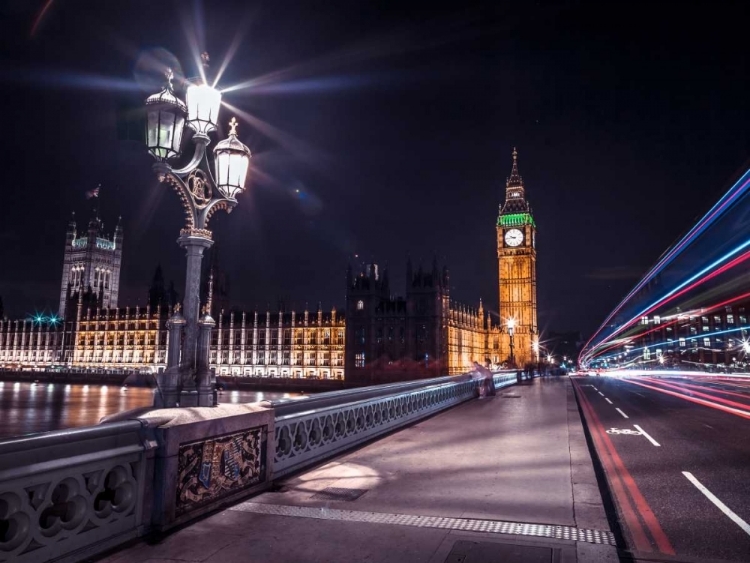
[572,374,750,562]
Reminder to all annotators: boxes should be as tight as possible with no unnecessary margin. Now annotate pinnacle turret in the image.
[506,147,523,188]
[500,147,531,215]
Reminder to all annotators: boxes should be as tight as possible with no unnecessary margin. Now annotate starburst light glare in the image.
[186,54,221,135]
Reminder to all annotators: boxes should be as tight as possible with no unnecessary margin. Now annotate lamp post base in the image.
[174,387,217,407]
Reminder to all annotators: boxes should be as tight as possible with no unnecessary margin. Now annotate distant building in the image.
[497,148,538,366]
[625,307,750,368]
[210,307,345,379]
[58,211,123,318]
[344,259,497,384]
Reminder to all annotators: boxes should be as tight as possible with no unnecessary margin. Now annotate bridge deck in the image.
[100,378,616,563]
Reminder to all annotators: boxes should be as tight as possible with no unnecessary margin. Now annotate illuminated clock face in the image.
[505,228,524,247]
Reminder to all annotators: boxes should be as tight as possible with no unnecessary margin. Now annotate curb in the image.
[566,377,620,562]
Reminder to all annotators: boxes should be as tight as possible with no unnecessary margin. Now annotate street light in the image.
[506,317,516,368]
[144,55,251,408]
[145,69,186,161]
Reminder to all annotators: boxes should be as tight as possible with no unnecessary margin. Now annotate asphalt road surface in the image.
[572,375,750,562]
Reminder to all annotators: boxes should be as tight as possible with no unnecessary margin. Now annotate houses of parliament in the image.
[0,151,539,383]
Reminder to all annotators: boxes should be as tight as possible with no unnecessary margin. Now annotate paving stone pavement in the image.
[96,377,618,563]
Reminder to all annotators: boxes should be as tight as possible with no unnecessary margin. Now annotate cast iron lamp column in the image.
[145,61,251,407]
[506,318,516,368]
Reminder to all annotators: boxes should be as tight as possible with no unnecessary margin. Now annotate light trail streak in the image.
[582,168,750,360]
[583,242,750,363]
[622,379,750,419]
[593,325,750,363]
[30,0,56,37]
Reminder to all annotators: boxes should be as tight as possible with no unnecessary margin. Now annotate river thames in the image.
[0,381,300,439]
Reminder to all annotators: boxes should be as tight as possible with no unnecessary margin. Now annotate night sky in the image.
[1,0,749,339]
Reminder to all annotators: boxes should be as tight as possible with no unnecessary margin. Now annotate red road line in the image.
[650,379,750,401]
[624,379,750,420]
[643,378,750,410]
[573,379,675,554]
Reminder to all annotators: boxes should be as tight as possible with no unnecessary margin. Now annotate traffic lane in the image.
[585,378,750,561]
[603,376,750,548]
[576,378,750,562]
[639,376,750,410]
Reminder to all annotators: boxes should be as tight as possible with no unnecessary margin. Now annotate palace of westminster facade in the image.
[0,151,539,383]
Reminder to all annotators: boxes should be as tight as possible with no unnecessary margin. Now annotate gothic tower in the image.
[58,211,123,318]
[497,148,537,366]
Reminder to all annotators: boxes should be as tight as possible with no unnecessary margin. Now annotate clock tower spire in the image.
[497,148,538,367]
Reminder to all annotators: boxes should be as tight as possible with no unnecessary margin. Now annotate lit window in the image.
[727,315,735,324]
[357,300,364,311]
[654,316,661,325]
[641,316,649,325]
[703,337,711,347]
[679,338,685,347]
[355,352,365,368]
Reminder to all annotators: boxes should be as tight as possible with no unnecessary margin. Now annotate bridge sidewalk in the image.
[97,377,617,563]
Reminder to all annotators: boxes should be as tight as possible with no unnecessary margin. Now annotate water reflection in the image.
[0,381,302,439]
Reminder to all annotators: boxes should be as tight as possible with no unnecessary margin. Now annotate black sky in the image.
[1,0,748,338]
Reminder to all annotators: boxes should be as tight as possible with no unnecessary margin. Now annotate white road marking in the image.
[682,471,750,537]
[633,424,660,447]
[592,386,598,391]
[616,408,629,419]
[703,423,714,429]
[606,428,641,435]
[605,398,613,404]
[598,391,605,397]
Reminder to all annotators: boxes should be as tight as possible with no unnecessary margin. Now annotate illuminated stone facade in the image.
[58,212,123,318]
[210,308,345,379]
[0,303,344,379]
[344,261,500,384]
[497,149,538,367]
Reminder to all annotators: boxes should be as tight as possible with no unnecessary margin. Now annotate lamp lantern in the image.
[145,69,187,161]
[214,117,251,199]
[186,53,221,135]
[186,81,221,134]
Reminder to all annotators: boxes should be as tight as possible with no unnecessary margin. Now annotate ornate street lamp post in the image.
[144,58,251,408]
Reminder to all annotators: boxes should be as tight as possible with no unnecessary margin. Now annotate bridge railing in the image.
[270,371,517,478]
[0,370,518,562]
[0,420,156,563]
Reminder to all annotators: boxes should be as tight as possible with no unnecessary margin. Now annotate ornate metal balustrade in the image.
[0,421,155,563]
[272,371,517,478]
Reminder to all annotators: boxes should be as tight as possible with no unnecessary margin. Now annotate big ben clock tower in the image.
[497,148,537,367]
